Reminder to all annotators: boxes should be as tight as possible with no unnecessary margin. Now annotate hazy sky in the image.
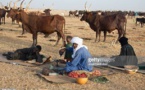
[1,0,145,12]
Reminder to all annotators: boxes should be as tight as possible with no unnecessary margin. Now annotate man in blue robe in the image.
[64,37,93,73]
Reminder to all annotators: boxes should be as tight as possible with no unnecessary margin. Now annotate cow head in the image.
[44,9,51,12]
[80,11,92,21]
[80,2,92,21]
[7,8,18,18]
[43,9,51,16]
[4,6,9,10]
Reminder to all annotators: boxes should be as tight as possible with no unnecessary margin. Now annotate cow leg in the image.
[122,29,126,37]
[141,22,143,27]
[95,30,99,42]
[136,20,137,26]
[0,17,1,25]
[103,31,107,42]
[4,17,5,24]
[32,32,38,47]
[16,20,21,27]
[98,31,101,42]
[1,18,3,24]
[116,30,122,43]
[54,32,61,46]
[59,31,66,47]
[12,18,15,24]
[12,19,14,24]
[19,23,21,28]
[21,24,25,35]
[95,32,97,42]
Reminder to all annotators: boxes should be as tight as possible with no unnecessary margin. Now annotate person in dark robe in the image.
[109,37,138,67]
[64,37,93,73]
[3,45,43,63]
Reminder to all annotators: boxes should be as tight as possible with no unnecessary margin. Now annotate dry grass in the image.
[0,10,145,90]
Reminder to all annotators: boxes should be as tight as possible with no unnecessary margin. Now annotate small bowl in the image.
[124,65,139,74]
[76,77,88,85]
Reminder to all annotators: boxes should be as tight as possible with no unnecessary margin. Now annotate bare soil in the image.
[0,11,145,90]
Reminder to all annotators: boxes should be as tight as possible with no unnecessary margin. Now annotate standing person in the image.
[109,37,138,67]
[3,45,43,63]
[59,35,73,62]
[64,37,93,73]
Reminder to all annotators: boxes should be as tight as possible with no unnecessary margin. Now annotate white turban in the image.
[71,37,88,58]
[71,37,83,46]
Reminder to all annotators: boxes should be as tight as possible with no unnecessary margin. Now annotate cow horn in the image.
[9,1,12,8]
[25,0,33,11]
[13,0,21,9]
[84,1,91,12]
[20,0,25,10]
[84,1,88,11]
[88,4,91,11]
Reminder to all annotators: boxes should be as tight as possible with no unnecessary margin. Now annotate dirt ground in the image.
[0,10,145,90]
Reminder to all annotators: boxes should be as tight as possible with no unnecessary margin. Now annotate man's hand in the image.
[59,47,66,56]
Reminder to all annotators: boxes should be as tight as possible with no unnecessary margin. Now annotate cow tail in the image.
[63,20,65,33]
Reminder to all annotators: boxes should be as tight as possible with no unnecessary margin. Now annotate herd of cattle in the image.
[0,0,145,47]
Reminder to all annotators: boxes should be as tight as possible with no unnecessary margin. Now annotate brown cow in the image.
[7,8,65,36]
[80,11,126,42]
[7,0,66,47]
[0,2,11,25]
[0,8,7,25]
[18,9,65,46]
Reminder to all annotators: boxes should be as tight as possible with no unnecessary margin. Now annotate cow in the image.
[43,9,51,16]
[0,2,11,25]
[7,0,46,34]
[80,11,127,42]
[18,9,66,46]
[6,0,23,24]
[127,11,135,18]
[136,17,145,27]
[0,8,7,25]
[69,10,79,17]
[16,0,65,47]
[7,7,65,36]
[137,12,145,17]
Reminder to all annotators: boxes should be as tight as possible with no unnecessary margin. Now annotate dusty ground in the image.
[0,10,145,90]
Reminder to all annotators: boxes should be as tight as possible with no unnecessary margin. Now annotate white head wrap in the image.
[71,37,88,58]
[71,37,83,45]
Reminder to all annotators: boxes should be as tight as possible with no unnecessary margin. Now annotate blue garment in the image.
[64,47,93,72]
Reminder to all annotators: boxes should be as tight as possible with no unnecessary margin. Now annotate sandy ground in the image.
[0,10,145,90]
